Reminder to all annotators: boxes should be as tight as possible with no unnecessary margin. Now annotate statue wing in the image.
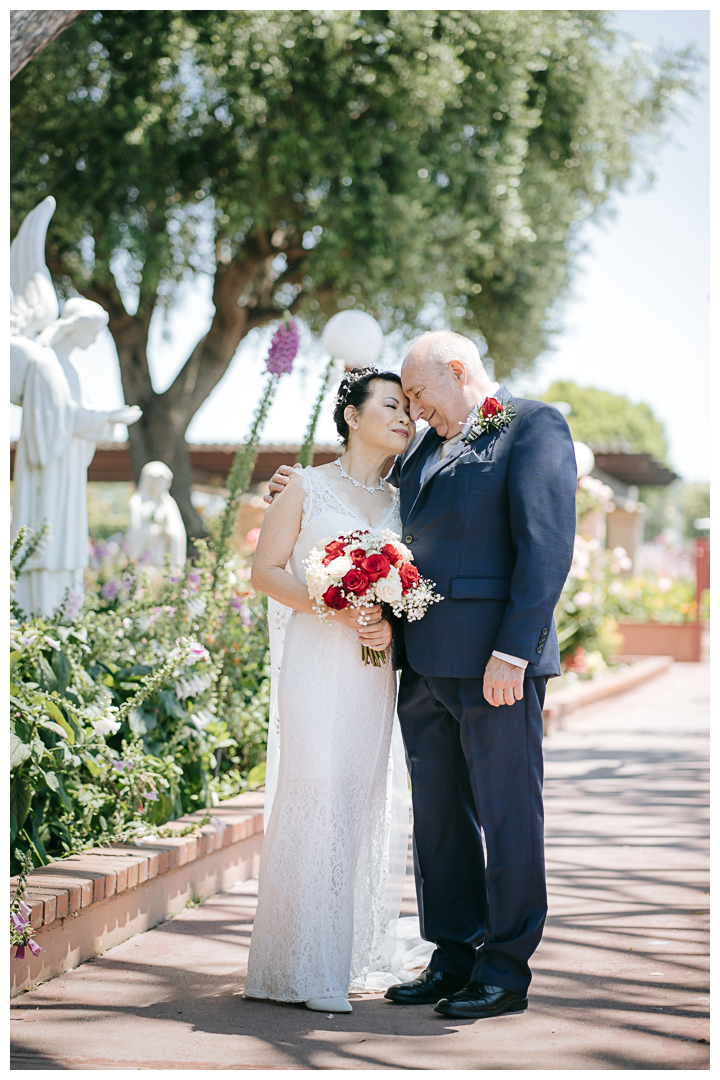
[10,196,59,338]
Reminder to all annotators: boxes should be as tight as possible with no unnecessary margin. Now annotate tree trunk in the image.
[10,10,83,79]
[75,233,308,553]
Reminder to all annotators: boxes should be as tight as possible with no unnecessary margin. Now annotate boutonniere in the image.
[464,396,516,444]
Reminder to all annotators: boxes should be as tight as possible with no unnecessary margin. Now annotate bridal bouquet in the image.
[304,529,443,666]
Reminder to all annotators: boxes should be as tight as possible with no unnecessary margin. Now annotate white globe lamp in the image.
[320,310,384,369]
[573,442,595,479]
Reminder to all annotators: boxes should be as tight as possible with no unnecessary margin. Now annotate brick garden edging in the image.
[10,792,263,999]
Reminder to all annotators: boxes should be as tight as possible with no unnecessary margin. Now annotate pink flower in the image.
[265,318,299,375]
[28,939,42,957]
[64,588,84,621]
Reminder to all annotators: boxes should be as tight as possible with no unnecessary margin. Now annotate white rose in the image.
[375,566,403,604]
[393,542,414,563]
[306,565,331,600]
[325,555,353,579]
[92,717,122,737]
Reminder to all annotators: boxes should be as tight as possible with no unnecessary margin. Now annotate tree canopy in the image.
[542,379,668,462]
[10,9,697,531]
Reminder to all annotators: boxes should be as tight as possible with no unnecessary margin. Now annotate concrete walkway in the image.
[11,663,709,1070]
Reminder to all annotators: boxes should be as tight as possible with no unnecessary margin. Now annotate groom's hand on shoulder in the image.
[264,463,302,504]
[483,655,524,707]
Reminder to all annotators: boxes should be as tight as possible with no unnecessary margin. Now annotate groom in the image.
[266,330,577,1019]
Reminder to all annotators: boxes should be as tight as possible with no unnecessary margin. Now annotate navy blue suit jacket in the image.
[389,386,577,680]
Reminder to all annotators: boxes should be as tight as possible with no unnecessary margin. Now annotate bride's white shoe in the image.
[305,996,352,1013]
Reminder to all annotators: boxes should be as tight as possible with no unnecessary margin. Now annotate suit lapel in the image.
[404,385,515,519]
[401,427,441,521]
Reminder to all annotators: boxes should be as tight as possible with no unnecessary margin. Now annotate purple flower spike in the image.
[12,913,27,932]
[265,318,299,376]
[102,579,120,600]
[15,945,25,960]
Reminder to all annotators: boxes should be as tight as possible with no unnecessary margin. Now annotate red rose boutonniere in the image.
[464,396,516,444]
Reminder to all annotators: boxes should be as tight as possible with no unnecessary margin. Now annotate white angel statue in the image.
[127,461,187,569]
[10,196,142,617]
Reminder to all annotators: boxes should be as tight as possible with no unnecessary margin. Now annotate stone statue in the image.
[128,461,187,569]
[10,196,142,617]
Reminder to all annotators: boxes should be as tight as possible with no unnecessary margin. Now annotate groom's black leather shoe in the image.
[434,981,528,1019]
[385,968,468,1005]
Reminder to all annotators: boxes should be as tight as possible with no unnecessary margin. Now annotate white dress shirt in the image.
[418,387,528,672]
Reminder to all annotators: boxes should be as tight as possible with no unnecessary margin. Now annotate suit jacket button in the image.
[536,647,543,654]
[405,535,413,543]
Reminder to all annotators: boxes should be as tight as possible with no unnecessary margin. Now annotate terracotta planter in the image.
[616,622,702,662]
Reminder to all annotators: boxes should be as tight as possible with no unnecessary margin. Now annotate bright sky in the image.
[10,9,710,481]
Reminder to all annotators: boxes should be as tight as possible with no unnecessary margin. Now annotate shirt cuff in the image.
[492,650,528,671]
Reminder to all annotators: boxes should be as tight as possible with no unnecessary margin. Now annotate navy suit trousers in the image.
[397,664,548,995]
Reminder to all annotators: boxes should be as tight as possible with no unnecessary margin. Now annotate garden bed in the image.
[615,622,702,662]
[10,793,263,999]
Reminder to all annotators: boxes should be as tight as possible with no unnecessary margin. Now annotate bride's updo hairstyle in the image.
[333,368,404,447]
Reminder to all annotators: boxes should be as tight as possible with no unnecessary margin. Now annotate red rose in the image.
[343,567,370,595]
[322,539,347,566]
[399,563,420,592]
[349,547,367,566]
[481,397,501,419]
[323,585,349,610]
[381,543,401,567]
[361,553,391,583]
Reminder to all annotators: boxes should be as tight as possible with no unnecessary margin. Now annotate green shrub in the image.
[10,532,270,876]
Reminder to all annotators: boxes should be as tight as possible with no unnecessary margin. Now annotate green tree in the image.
[11,10,697,534]
[542,380,669,461]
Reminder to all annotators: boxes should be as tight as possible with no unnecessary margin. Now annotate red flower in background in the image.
[399,563,420,592]
[343,567,370,595]
[481,397,501,419]
[362,553,391,582]
[323,585,349,610]
[381,543,401,567]
[322,539,347,566]
[350,548,367,566]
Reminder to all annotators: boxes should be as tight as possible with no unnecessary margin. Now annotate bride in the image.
[244,368,418,1013]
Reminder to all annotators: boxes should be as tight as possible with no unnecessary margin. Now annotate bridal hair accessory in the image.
[304,529,443,666]
[465,396,516,444]
[333,366,380,412]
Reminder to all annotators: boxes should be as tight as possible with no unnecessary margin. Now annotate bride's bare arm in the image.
[251,473,315,613]
[251,473,386,638]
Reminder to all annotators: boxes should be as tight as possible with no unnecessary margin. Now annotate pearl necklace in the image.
[334,458,385,493]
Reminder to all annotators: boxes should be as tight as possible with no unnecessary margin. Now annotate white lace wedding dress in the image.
[244,466,431,1003]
